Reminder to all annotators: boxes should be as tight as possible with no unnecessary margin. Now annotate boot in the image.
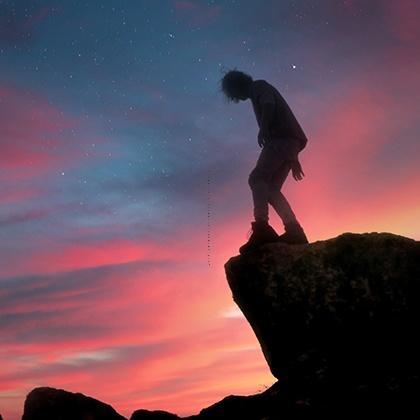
[277,221,309,244]
[239,220,279,255]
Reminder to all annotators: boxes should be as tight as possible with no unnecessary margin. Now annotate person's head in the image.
[219,69,253,103]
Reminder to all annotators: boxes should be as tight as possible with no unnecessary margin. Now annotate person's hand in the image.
[290,158,305,181]
[258,129,270,148]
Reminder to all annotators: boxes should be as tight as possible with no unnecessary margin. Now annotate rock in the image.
[225,232,420,416]
[22,387,127,420]
[129,383,291,420]
[194,381,288,419]
[130,409,181,419]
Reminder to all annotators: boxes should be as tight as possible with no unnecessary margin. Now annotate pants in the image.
[248,137,301,226]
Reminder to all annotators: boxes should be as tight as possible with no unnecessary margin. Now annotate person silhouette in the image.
[220,69,309,254]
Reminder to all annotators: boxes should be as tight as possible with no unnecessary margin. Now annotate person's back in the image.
[250,79,308,150]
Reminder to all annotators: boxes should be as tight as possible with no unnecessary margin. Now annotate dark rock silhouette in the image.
[130,383,288,419]
[225,232,420,417]
[21,232,420,419]
[130,409,181,419]
[22,387,127,420]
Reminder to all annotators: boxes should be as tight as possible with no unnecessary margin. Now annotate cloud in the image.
[0,233,186,279]
[0,245,272,417]
[0,185,44,205]
[0,3,56,45]
[0,84,89,178]
[0,208,54,227]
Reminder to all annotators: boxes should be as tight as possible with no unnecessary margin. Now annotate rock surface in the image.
[22,387,127,420]
[225,232,420,416]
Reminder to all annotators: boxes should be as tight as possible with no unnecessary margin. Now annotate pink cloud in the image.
[0,315,271,418]
[0,84,78,176]
[0,186,43,205]
[0,209,277,418]
[0,231,273,418]
[0,235,186,279]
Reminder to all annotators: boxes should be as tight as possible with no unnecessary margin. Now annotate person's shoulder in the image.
[252,79,268,88]
[251,79,271,97]
[264,80,281,93]
[255,79,278,92]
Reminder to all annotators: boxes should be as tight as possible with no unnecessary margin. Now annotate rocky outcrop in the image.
[130,382,288,420]
[225,232,420,416]
[22,387,127,420]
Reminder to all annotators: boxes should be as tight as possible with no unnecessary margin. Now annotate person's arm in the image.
[258,102,275,147]
[254,82,276,147]
[291,158,305,181]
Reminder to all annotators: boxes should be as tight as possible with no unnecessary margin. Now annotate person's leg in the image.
[267,137,309,244]
[268,160,298,227]
[248,142,286,223]
[240,142,285,254]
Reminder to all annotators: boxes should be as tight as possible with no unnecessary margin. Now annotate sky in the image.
[0,0,419,418]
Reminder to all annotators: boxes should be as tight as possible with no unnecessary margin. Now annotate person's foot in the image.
[277,221,309,244]
[239,220,279,255]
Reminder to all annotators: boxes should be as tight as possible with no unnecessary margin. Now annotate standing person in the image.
[220,69,309,254]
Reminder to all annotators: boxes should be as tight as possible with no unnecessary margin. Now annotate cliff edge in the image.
[225,232,420,416]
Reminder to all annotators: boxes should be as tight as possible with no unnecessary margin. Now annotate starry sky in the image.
[1,0,419,418]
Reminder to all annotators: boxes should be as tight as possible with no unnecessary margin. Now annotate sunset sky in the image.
[1,0,419,418]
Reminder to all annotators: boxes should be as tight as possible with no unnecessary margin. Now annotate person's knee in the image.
[267,185,277,199]
[248,169,268,189]
[248,170,259,189]
[247,170,254,188]
[269,183,284,202]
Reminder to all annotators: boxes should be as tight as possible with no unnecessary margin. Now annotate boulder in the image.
[225,232,420,416]
[22,386,126,420]
[130,409,181,419]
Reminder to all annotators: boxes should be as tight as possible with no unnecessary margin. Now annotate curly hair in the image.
[219,68,253,103]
